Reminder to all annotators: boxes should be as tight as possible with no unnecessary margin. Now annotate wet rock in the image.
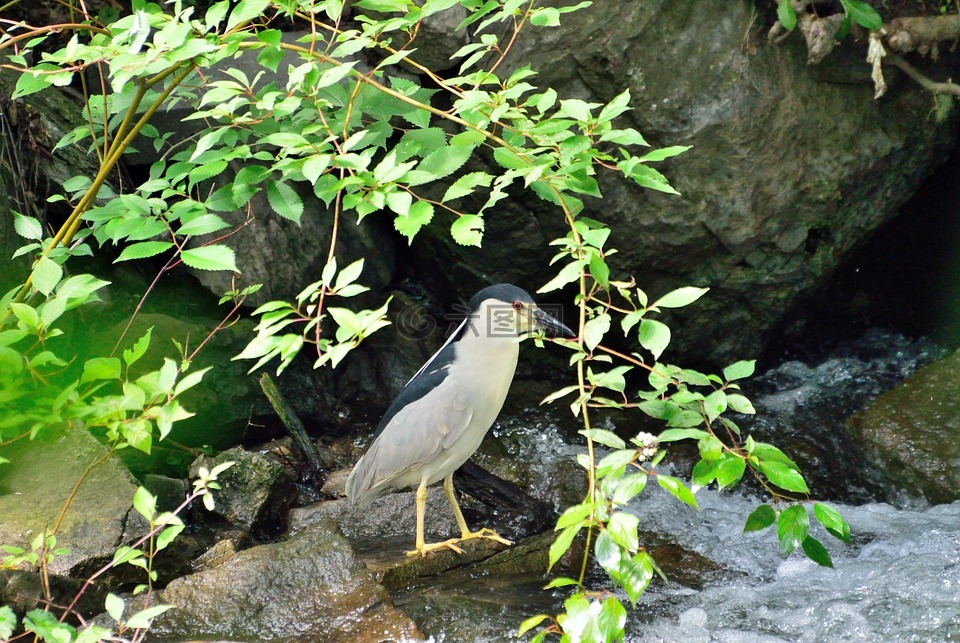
[142,474,188,513]
[191,531,248,573]
[190,448,295,534]
[288,489,459,545]
[408,1,960,364]
[848,348,960,503]
[153,521,423,642]
[0,429,147,575]
[0,569,107,619]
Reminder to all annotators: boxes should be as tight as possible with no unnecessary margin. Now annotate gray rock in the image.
[191,448,294,532]
[848,349,960,503]
[153,521,424,642]
[0,429,147,575]
[408,0,959,364]
[143,474,188,514]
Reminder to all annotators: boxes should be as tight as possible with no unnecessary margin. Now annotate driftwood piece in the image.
[258,373,326,473]
[454,460,556,539]
[887,15,960,55]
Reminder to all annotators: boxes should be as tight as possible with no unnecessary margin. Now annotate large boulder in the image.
[847,348,960,503]
[406,0,960,364]
[0,429,146,575]
[152,521,423,642]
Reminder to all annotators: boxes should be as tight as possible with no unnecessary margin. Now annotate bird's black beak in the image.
[533,307,575,338]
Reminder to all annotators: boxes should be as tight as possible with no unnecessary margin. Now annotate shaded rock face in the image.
[0,430,146,575]
[408,1,959,364]
[153,521,422,643]
[848,348,960,504]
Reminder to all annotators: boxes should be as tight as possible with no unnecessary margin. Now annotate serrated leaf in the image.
[450,214,483,246]
[394,201,434,243]
[181,245,239,272]
[442,171,493,202]
[14,213,43,240]
[178,213,230,236]
[32,256,62,296]
[840,0,882,30]
[225,0,270,32]
[115,241,174,263]
[409,144,476,186]
[266,180,304,223]
[744,504,776,532]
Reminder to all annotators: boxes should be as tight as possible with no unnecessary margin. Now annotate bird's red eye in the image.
[512,300,523,311]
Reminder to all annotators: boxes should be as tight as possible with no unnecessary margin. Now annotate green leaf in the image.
[123,326,153,368]
[132,486,157,521]
[703,389,727,424]
[178,213,230,236]
[653,286,708,308]
[744,504,776,532]
[840,0,882,30]
[538,260,583,294]
[530,7,560,26]
[124,604,174,629]
[116,241,174,263]
[637,145,692,163]
[723,360,756,381]
[657,475,699,509]
[450,214,484,247]
[32,255,63,297]
[759,460,809,493]
[543,576,578,589]
[583,313,610,351]
[726,393,755,414]
[814,502,851,542]
[607,511,639,552]
[81,357,121,384]
[12,68,54,99]
[266,180,304,223]
[555,502,596,530]
[715,453,746,489]
[181,245,239,272]
[697,434,723,461]
[619,552,653,605]
[225,0,270,31]
[14,213,43,240]
[594,529,621,575]
[657,428,708,442]
[598,596,627,640]
[518,614,549,637]
[548,523,581,571]
[394,201,434,243]
[409,144,476,186]
[776,505,809,555]
[801,535,834,568]
[612,472,647,505]
[777,0,797,31]
[0,605,16,639]
[638,318,670,360]
[579,428,625,449]
[105,593,125,622]
[442,171,493,202]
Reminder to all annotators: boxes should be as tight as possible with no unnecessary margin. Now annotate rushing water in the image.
[401,330,960,641]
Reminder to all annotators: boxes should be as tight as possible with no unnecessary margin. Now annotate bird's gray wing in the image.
[346,378,473,507]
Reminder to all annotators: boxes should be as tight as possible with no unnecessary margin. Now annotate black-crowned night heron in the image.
[345,284,574,556]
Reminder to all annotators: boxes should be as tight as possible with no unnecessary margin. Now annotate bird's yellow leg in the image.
[405,478,464,557]
[443,474,513,547]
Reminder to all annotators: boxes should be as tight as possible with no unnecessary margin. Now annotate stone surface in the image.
[0,429,146,575]
[0,569,107,619]
[152,521,423,642]
[848,348,960,503]
[407,1,960,364]
[190,448,294,533]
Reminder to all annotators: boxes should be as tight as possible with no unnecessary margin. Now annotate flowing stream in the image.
[396,330,960,641]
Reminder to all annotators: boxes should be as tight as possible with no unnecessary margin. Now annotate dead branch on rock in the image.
[885,53,960,96]
[886,15,960,57]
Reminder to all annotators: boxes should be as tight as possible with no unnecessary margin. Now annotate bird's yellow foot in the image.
[405,538,464,557]
[459,527,513,547]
